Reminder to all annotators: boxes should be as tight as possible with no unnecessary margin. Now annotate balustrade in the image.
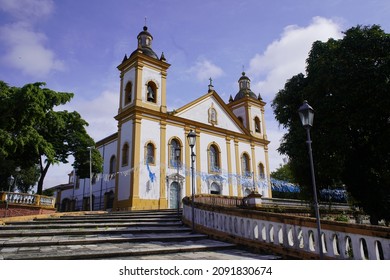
[184,194,390,260]
[1,192,55,208]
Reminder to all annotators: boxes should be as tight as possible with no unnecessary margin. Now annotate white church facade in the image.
[53,25,271,211]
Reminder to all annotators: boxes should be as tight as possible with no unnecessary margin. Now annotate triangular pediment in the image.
[174,91,247,134]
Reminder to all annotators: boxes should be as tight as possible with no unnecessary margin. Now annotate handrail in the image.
[194,194,350,211]
[183,194,390,260]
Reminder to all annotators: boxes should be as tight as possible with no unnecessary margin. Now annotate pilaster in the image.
[251,143,257,180]
[264,145,272,198]
[234,139,242,197]
[160,70,167,113]
[159,120,168,208]
[113,124,122,210]
[225,136,233,196]
[131,116,142,206]
[135,63,144,107]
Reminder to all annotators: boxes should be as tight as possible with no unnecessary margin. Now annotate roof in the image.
[129,26,159,60]
[233,72,258,101]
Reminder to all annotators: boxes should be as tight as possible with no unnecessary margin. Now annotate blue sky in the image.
[1,0,390,189]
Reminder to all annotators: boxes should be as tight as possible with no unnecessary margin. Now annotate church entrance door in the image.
[169,182,180,209]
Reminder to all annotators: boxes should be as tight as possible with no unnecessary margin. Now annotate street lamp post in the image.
[187,130,196,232]
[175,147,181,216]
[87,146,94,211]
[298,100,324,259]
[6,175,15,216]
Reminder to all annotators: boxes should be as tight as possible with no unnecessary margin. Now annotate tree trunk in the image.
[37,157,51,195]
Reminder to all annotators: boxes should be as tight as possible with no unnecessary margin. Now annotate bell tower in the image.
[116,25,170,115]
[114,26,170,210]
[227,72,267,140]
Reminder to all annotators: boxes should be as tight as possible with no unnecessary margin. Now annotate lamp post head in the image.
[298,100,314,128]
[187,130,196,148]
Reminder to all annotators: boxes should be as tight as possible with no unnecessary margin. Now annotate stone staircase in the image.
[0,209,280,260]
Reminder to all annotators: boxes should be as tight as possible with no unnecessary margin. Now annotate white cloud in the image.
[0,0,54,20]
[248,16,343,102]
[0,0,62,78]
[187,57,224,82]
[246,17,343,171]
[0,23,65,77]
[60,89,118,141]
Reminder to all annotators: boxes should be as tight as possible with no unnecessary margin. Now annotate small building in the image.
[53,25,271,211]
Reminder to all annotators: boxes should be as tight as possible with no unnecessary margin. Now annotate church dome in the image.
[233,72,257,101]
[129,26,158,59]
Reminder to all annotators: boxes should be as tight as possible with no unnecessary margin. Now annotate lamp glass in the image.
[298,100,314,128]
[187,130,196,148]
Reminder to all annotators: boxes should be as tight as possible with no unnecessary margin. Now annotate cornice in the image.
[117,52,170,73]
[227,95,266,109]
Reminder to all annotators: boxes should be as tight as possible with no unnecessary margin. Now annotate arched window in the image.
[241,153,251,177]
[125,81,132,104]
[146,81,157,103]
[145,142,155,165]
[122,143,129,166]
[254,116,261,133]
[109,155,116,179]
[209,144,220,173]
[169,138,181,168]
[258,163,265,179]
[238,116,244,124]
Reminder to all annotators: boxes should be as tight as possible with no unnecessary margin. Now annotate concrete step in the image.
[0,225,192,237]
[0,232,209,247]
[0,221,184,230]
[1,239,237,260]
[54,213,182,220]
[27,217,180,223]
[9,216,181,223]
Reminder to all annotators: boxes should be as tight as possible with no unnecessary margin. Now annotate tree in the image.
[16,165,40,193]
[270,162,296,183]
[0,82,103,194]
[272,25,390,224]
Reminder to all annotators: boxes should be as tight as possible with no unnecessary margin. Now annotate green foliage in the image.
[42,188,54,197]
[271,25,390,224]
[73,147,103,179]
[335,214,350,223]
[0,82,103,194]
[16,165,40,193]
[270,162,296,183]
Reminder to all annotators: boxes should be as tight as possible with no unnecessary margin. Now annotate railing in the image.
[184,194,390,260]
[194,194,350,211]
[194,194,243,207]
[0,192,55,208]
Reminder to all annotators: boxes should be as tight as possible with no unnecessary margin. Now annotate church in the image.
[53,25,272,211]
